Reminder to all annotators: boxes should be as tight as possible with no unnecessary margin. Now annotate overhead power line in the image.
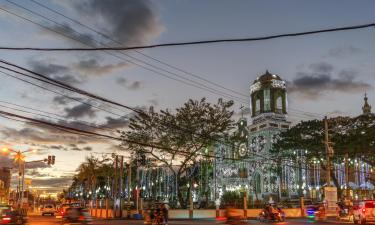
[0,4,325,120]
[0,21,375,51]
[27,0,248,98]
[0,4,248,103]
[0,60,144,115]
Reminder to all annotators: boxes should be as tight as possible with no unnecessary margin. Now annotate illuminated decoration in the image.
[250,82,261,94]
[215,71,295,202]
[271,79,286,89]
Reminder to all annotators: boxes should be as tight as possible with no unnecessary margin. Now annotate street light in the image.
[1,147,38,208]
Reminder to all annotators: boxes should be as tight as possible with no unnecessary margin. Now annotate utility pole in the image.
[127,161,131,218]
[113,155,118,217]
[345,153,350,198]
[324,116,332,186]
[119,156,124,218]
[324,116,337,214]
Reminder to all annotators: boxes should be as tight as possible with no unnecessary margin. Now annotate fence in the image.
[89,208,303,219]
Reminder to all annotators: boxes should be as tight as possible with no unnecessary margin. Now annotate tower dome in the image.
[253,70,282,84]
[250,71,287,119]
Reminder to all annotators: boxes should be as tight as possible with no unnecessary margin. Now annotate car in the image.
[41,204,55,216]
[56,203,80,219]
[353,200,375,224]
[62,207,92,225]
[0,205,27,225]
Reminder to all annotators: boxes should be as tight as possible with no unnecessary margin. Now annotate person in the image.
[161,203,168,225]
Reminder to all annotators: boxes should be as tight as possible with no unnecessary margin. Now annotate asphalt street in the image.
[27,215,359,225]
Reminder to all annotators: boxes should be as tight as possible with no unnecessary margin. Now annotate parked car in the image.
[62,207,92,225]
[41,204,55,216]
[0,205,27,225]
[353,200,375,224]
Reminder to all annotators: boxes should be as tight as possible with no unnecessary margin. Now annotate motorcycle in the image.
[258,210,284,222]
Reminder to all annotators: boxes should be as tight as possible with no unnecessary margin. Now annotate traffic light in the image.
[47,155,56,165]
[47,155,51,165]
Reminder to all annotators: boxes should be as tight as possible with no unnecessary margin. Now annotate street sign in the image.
[324,186,338,216]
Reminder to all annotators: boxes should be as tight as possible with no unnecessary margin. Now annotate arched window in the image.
[255,99,261,115]
[276,96,283,111]
[264,89,271,111]
[254,172,262,194]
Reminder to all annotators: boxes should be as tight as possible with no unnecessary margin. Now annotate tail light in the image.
[2,217,11,224]
[78,216,85,221]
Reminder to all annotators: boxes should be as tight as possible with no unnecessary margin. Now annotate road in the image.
[27,215,357,225]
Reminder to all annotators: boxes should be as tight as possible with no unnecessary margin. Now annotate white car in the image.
[41,204,55,216]
[353,200,375,224]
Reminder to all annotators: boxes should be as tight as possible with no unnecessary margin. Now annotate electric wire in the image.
[0,101,120,133]
[0,20,374,51]
[0,4,248,103]
[1,109,373,178]
[0,4,325,120]
[28,0,249,99]
[0,69,125,118]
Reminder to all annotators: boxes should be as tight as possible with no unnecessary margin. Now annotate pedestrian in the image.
[161,203,168,225]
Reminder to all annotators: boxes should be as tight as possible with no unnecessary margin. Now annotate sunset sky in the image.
[1,0,375,192]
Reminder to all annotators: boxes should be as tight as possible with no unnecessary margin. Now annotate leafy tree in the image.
[67,155,113,199]
[273,114,375,197]
[120,98,234,207]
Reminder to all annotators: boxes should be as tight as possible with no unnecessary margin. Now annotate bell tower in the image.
[250,70,288,126]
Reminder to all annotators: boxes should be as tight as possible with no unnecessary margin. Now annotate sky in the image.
[0,0,375,192]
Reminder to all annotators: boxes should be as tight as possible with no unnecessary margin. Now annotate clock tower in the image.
[214,71,295,202]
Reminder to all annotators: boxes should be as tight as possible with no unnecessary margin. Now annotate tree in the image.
[273,114,375,197]
[67,155,113,200]
[120,98,234,207]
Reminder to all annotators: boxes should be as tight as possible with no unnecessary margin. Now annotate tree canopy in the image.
[120,98,234,207]
[273,113,375,195]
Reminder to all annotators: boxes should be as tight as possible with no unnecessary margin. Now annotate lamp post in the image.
[1,147,37,207]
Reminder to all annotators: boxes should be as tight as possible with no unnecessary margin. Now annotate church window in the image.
[276,96,283,111]
[255,98,261,114]
[264,89,271,111]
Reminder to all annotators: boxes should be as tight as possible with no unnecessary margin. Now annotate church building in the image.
[214,71,299,202]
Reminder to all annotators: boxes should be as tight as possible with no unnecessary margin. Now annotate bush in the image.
[220,191,244,208]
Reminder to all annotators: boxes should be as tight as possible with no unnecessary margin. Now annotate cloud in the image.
[74,59,129,76]
[30,61,69,75]
[289,63,371,99]
[328,46,364,58]
[308,62,334,73]
[26,161,50,169]
[31,176,72,188]
[69,145,92,151]
[48,23,96,46]
[52,96,70,105]
[116,77,142,90]
[64,103,96,118]
[70,0,164,46]
[0,124,97,145]
[26,169,47,177]
[101,116,129,129]
[29,60,81,84]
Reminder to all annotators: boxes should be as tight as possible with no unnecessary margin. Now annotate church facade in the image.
[214,71,375,203]
[214,71,300,202]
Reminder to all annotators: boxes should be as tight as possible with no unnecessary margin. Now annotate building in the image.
[214,72,375,204]
[0,167,11,203]
[215,71,298,203]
